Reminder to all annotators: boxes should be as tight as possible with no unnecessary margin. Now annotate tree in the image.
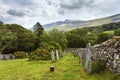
[0,21,3,26]
[0,26,16,54]
[49,29,67,49]
[3,24,37,54]
[32,22,44,48]
[97,32,113,44]
[33,22,44,37]
[66,28,88,48]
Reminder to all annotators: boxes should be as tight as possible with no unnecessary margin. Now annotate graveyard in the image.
[0,53,114,80]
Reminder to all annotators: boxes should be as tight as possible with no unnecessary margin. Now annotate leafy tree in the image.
[3,24,37,54]
[97,32,113,44]
[66,28,88,48]
[49,29,67,49]
[0,26,16,54]
[32,22,44,48]
[33,22,44,37]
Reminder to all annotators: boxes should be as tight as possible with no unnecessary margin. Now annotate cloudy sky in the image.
[0,0,120,29]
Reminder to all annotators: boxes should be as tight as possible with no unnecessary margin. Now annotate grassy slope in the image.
[0,53,113,80]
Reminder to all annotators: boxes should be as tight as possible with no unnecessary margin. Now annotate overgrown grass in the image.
[0,53,114,80]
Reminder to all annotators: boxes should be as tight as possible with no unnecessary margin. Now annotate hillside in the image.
[0,53,113,80]
[43,14,120,31]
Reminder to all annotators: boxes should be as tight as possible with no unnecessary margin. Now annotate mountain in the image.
[43,13,120,31]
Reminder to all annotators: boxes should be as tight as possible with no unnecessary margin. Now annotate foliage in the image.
[48,41,61,49]
[0,21,3,26]
[85,21,120,32]
[28,48,51,61]
[97,32,113,44]
[92,58,106,73]
[114,28,120,36]
[48,29,67,49]
[3,24,37,54]
[33,22,44,49]
[0,26,16,54]
[14,51,27,59]
[111,74,120,80]
[66,28,89,48]
[33,22,44,37]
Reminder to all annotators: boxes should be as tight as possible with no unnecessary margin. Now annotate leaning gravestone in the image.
[85,43,92,74]
[56,50,59,60]
[51,50,55,62]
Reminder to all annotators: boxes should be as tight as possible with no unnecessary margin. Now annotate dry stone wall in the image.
[69,36,120,74]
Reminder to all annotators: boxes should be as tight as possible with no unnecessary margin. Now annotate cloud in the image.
[0,0,120,29]
[1,0,33,6]
[7,9,25,17]
[59,0,95,10]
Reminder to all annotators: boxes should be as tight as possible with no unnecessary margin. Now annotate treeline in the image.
[0,21,67,60]
[1,20,120,60]
[66,21,120,48]
[84,21,120,32]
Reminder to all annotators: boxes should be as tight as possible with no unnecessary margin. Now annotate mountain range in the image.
[43,14,120,31]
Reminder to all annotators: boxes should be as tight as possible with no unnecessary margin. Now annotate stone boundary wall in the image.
[68,36,120,74]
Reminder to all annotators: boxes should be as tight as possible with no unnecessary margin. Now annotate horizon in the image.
[0,0,120,29]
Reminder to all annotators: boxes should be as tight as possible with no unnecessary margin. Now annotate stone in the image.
[56,50,59,60]
[51,50,55,62]
[79,52,82,65]
[85,43,92,74]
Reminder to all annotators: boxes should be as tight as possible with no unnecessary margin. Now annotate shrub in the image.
[92,58,106,73]
[111,74,120,80]
[14,51,27,59]
[114,28,120,36]
[28,48,51,61]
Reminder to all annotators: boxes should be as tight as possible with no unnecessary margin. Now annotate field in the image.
[0,53,114,80]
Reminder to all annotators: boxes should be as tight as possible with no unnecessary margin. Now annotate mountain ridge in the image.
[43,13,120,31]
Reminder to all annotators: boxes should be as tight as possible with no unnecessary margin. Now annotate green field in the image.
[0,53,114,80]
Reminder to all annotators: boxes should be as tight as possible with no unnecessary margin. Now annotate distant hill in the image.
[43,13,120,31]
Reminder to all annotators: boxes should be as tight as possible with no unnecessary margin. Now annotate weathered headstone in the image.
[85,43,92,74]
[51,50,55,62]
[79,52,82,65]
[56,50,59,60]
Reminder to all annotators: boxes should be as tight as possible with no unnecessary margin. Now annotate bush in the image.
[14,51,27,59]
[97,32,113,44]
[111,74,120,80]
[28,48,51,61]
[92,58,106,73]
[114,28,120,36]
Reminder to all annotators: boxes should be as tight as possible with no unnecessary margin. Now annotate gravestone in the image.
[85,43,92,74]
[51,50,55,62]
[79,52,82,65]
[56,50,59,60]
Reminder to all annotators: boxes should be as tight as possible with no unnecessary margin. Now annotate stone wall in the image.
[69,36,120,74]
[0,54,14,60]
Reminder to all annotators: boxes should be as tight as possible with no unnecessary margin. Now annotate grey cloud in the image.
[59,0,94,10]
[46,0,58,7]
[58,9,65,15]
[46,0,52,5]
[7,9,25,17]
[1,0,33,6]
[60,0,84,9]
[58,0,95,15]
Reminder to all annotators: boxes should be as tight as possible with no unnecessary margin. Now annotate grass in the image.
[103,30,114,34]
[0,53,114,80]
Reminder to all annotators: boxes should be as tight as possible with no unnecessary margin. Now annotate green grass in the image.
[103,30,114,34]
[0,53,114,80]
